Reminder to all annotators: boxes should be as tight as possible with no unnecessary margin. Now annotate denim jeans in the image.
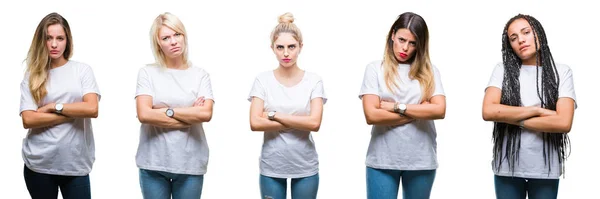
[139,169,204,199]
[494,175,559,199]
[23,165,91,199]
[259,173,319,199]
[366,167,436,199]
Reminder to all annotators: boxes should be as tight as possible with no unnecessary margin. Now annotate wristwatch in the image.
[519,120,525,129]
[394,103,407,114]
[267,111,276,120]
[54,103,64,114]
[166,108,175,118]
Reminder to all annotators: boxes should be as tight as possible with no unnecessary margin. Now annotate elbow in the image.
[90,107,99,118]
[309,121,321,132]
[482,109,494,121]
[203,112,213,122]
[22,116,32,129]
[559,122,573,133]
[436,109,446,120]
[249,117,261,131]
[365,113,377,125]
[137,113,148,124]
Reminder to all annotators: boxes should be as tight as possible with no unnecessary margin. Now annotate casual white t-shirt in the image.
[135,65,213,175]
[248,70,327,178]
[358,60,445,170]
[486,63,577,179]
[19,60,101,176]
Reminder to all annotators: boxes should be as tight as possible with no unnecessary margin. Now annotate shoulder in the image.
[367,60,383,70]
[189,65,211,76]
[554,63,572,73]
[67,60,92,71]
[254,70,273,81]
[303,71,323,82]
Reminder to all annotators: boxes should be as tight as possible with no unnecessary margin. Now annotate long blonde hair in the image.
[383,12,434,102]
[149,12,189,68]
[270,12,303,46]
[26,12,73,104]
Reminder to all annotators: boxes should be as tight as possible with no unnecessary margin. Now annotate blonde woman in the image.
[248,13,326,199]
[359,12,446,199]
[20,12,100,199]
[135,12,214,199]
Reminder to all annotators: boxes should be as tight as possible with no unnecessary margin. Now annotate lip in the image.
[50,50,60,54]
[399,53,408,59]
[170,47,181,52]
[282,58,291,63]
[519,45,530,51]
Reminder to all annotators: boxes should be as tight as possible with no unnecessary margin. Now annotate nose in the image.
[283,48,289,57]
[170,37,178,45]
[401,42,409,52]
[518,35,526,45]
[51,39,57,48]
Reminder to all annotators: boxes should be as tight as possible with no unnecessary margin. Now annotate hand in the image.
[193,96,205,107]
[538,107,557,117]
[380,101,396,112]
[37,103,56,113]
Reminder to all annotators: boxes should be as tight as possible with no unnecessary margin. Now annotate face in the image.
[507,18,538,64]
[46,24,67,61]
[158,26,185,59]
[272,33,302,68]
[392,28,417,63]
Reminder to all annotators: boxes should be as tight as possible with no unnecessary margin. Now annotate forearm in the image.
[138,109,190,129]
[172,106,212,124]
[274,114,321,132]
[404,104,445,120]
[61,102,98,118]
[365,109,413,126]
[522,115,572,133]
[250,115,288,132]
[483,104,540,123]
[22,112,72,129]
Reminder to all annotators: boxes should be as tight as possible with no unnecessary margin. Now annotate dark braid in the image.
[494,14,570,176]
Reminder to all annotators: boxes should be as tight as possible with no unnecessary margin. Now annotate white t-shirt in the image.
[486,63,577,179]
[135,65,213,175]
[248,71,327,178]
[358,61,445,170]
[19,60,101,176]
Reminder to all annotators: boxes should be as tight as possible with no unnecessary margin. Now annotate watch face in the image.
[268,112,275,117]
[399,104,407,110]
[55,103,63,110]
[166,109,174,117]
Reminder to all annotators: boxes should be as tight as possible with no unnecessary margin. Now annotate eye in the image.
[398,38,406,43]
[46,36,52,40]
[276,45,284,49]
[161,36,169,41]
[174,33,182,37]
[409,41,417,47]
[288,45,296,49]
[57,37,65,41]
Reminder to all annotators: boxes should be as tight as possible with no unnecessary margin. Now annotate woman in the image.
[482,14,576,199]
[135,12,214,199]
[248,12,326,199]
[359,12,446,199]
[20,12,100,199]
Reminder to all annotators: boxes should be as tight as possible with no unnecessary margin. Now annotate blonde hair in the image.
[270,12,303,45]
[383,12,434,102]
[26,12,73,104]
[149,12,189,68]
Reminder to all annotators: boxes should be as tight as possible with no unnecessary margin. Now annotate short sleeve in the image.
[486,63,504,91]
[19,74,38,115]
[247,77,266,102]
[432,66,445,97]
[80,64,101,100]
[136,68,154,98]
[310,77,327,104]
[358,62,380,99]
[558,65,577,108]
[198,70,214,102]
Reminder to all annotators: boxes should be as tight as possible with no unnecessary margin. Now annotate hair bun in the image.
[278,12,294,24]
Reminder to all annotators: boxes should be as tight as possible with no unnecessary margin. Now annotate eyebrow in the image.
[398,36,416,42]
[510,27,531,37]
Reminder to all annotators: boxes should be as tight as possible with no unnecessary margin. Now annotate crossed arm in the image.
[21,93,99,129]
[361,94,446,126]
[482,87,575,133]
[136,95,213,129]
[249,97,324,132]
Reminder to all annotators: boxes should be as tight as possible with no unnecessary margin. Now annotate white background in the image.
[1,0,597,198]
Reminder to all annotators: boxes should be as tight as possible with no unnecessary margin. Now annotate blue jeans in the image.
[139,169,204,199]
[23,165,91,199]
[259,173,319,199]
[366,167,436,199]
[494,175,559,199]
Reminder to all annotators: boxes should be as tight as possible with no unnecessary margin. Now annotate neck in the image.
[522,54,539,66]
[275,64,301,78]
[165,56,187,69]
[50,57,68,69]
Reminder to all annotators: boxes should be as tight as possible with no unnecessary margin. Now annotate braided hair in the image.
[494,14,569,175]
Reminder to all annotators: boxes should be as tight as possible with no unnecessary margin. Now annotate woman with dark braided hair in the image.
[482,14,577,199]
